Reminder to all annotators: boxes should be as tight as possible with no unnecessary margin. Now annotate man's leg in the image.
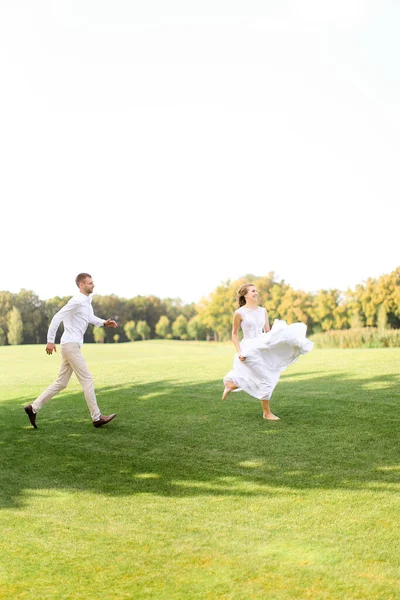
[63,344,116,427]
[60,343,102,422]
[31,351,73,412]
[24,350,73,428]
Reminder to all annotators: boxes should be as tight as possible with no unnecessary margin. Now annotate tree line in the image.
[0,267,399,345]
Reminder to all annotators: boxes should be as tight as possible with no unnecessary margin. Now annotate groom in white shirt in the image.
[24,273,118,429]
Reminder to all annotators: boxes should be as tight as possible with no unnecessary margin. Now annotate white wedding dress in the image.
[223,306,313,400]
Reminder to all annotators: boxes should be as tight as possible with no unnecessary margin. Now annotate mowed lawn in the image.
[0,342,399,600]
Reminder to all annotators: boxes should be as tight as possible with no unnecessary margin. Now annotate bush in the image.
[93,326,106,343]
[155,316,171,339]
[310,328,400,349]
[124,321,137,342]
[7,307,23,345]
[172,315,188,339]
[137,320,151,340]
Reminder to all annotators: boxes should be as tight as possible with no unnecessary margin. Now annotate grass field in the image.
[0,342,399,600]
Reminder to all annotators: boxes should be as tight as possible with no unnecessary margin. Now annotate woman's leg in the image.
[260,399,280,420]
[222,379,238,400]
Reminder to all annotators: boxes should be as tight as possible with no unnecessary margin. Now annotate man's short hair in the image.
[76,273,92,287]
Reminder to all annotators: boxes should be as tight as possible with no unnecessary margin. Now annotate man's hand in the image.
[104,319,117,328]
[46,343,56,355]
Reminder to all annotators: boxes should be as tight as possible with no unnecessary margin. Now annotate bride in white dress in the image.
[222,283,313,420]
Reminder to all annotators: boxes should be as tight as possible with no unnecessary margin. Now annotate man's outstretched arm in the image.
[89,305,117,329]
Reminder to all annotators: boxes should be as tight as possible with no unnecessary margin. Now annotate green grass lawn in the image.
[0,342,399,599]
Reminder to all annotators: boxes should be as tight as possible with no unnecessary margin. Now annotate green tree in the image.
[142,296,166,336]
[0,327,6,346]
[358,278,380,327]
[187,315,208,340]
[172,315,188,339]
[377,304,388,332]
[197,281,236,341]
[137,320,151,340]
[309,289,343,332]
[265,286,314,327]
[263,283,288,322]
[332,298,349,330]
[93,326,106,343]
[375,267,400,328]
[92,294,124,342]
[162,298,196,323]
[350,311,364,329]
[124,321,137,342]
[14,289,45,344]
[345,285,364,329]
[255,273,279,300]
[0,291,15,343]
[121,296,165,337]
[155,315,171,338]
[346,273,399,329]
[7,307,23,345]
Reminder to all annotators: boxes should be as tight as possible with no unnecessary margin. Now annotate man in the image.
[24,273,118,429]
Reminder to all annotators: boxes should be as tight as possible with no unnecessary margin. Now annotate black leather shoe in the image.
[24,405,37,429]
[93,413,117,428]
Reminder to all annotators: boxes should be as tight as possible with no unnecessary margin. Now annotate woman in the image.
[222,283,313,420]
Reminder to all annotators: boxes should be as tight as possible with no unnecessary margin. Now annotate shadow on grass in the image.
[0,370,399,508]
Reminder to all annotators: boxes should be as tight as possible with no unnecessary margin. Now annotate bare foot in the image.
[222,383,238,401]
[263,413,280,420]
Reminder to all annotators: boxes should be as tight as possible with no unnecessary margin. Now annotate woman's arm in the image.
[264,309,270,333]
[232,311,246,360]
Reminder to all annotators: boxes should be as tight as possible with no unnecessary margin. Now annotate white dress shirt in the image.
[47,292,105,346]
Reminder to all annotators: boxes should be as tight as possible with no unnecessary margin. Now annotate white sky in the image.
[1,0,399,303]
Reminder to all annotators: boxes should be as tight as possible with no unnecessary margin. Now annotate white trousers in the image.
[32,343,101,421]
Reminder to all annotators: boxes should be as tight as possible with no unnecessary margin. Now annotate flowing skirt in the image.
[223,320,313,400]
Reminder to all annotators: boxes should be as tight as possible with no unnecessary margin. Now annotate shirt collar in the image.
[78,292,92,303]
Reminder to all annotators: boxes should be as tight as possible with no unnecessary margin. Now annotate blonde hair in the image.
[237,283,255,307]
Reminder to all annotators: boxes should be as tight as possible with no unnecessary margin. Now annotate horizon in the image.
[2,264,398,305]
